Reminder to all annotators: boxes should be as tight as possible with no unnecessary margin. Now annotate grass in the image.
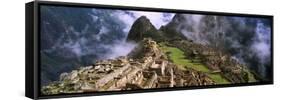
[162,46,210,72]
[244,69,257,82]
[209,74,229,84]
[159,43,230,84]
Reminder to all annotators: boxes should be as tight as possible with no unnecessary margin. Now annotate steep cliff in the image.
[42,15,261,95]
[42,38,215,95]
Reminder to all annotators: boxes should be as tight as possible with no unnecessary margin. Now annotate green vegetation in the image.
[161,46,209,72]
[244,69,257,82]
[209,74,229,84]
[159,43,230,84]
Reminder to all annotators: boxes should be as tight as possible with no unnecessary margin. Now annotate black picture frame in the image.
[26,1,274,99]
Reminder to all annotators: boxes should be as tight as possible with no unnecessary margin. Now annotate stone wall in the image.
[95,64,130,88]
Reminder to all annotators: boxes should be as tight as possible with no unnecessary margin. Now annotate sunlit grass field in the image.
[159,43,230,84]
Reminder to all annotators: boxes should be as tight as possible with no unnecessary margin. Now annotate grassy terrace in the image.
[159,43,229,84]
[245,69,257,82]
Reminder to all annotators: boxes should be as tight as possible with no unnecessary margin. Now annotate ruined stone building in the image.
[42,39,215,95]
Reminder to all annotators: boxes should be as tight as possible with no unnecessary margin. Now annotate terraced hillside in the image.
[41,15,263,95]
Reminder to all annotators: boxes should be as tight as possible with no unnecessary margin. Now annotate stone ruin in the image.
[41,38,215,95]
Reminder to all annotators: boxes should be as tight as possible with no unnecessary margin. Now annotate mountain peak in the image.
[137,16,150,22]
[126,16,158,42]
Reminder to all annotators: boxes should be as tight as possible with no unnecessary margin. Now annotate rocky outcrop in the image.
[127,16,165,42]
[42,15,259,95]
[128,38,163,59]
[42,39,215,95]
[159,14,188,41]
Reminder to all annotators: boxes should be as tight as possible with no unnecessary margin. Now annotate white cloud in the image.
[115,11,138,33]
[102,41,136,59]
[251,22,271,63]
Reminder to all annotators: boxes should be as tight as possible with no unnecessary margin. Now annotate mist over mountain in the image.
[162,14,272,80]
[40,6,174,85]
[42,12,273,94]
[40,5,271,85]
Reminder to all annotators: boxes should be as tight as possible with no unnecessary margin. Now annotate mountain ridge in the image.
[42,15,259,95]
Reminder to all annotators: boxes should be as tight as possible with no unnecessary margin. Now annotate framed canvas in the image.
[25,1,273,99]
